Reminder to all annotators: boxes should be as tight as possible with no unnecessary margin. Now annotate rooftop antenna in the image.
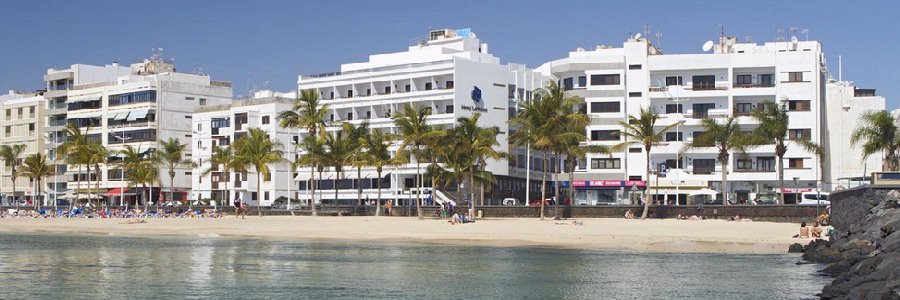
[801,29,810,41]
[655,31,663,47]
[150,47,164,61]
[745,35,752,43]
[789,26,799,35]
[643,24,651,40]
[776,29,785,41]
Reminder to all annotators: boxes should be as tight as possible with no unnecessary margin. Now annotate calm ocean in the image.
[0,233,829,299]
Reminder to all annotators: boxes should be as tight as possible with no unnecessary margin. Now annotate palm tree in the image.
[322,126,354,213]
[0,144,26,209]
[57,124,89,207]
[451,114,506,218]
[612,107,681,219]
[751,101,790,204]
[564,142,610,210]
[83,142,107,208]
[796,139,825,193]
[687,117,756,206]
[154,138,194,208]
[117,145,146,206]
[278,89,329,216]
[393,104,443,219]
[343,122,370,206]
[232,127,286,217]
[364,129,401,216]
[298,136,326,214]
[19,153,53,209]
[851,110,900,171]
[200,146,240,207]
[127,160,159,211]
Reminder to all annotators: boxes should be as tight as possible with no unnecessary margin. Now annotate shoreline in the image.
[0,216,806,254]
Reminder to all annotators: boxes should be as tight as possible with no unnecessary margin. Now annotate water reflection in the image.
[0,233,830,299]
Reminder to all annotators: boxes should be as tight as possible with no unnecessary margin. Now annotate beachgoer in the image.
[384,201,393,216]
[624,209,635,219]
[795,222,810,238]
[729,215,741,221]
[451,213,460,225]
[811,222,822,238]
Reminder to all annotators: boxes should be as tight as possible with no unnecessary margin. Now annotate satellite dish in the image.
[791,36,799,43]
[702,40,714,52]
[634,33,642,40]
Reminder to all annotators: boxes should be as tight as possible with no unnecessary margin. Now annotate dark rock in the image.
[788,243,805,253]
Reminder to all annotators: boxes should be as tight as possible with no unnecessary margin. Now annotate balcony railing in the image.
[649,86,667,92]
[685,84,729,91]
[733,83,775,88]
[691,112,729,119]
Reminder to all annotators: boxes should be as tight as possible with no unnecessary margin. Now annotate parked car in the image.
[753,193,778,205]
[502,198,518,206]
[798,192,830,206]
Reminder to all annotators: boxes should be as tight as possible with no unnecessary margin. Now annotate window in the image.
[562,78,574,91]
[591,74,620,85]
[734,103,753,115]
[28,123,35,131]
[366,89,372,96]
[366,111,372,119]
[788,72,804,82]
[692,75,716,90]
[665,132,683,142]
[758,157,776,171]
[590,130,620,141]
[665,104,683,114]
[590,102,620,113]
[346,112,353,120]
[261,116,270,125]
[405,84,411,92]
[109,90,156,106]
[789,158,805,168]
[736,159,752,170]
[787,100,811,111]
[185,97,195,101]
[425,82,432,91]
[629,147,642,153]
[5,109,9,118]
[591,158,621,169]
[628,64,642,70]
[17,108,23,118]
[759,74,774,86]
[445,80,454,89]
[735,75,752,85]
[384,86,391,94]
[578,76,587,87]
[628,92,642,97]
[445,105,454,114]
[693,159,716,174]
[788,129,811,140]
[199,98,207,106]
[855,89,876,97]
[692,103,716,118]
[329,92,334,99]
[347,90,353,98]
[4,126,9,136]
[665,76,683,86]
[665,159,683,169]
[329,114,334,122]
[692,131,711,146]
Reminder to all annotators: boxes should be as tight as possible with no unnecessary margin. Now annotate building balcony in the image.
[734,168,776,173]
[685,84,729,91]
[733,83,775,88]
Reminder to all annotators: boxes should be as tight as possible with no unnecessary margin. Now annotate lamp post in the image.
[793,176,800,204]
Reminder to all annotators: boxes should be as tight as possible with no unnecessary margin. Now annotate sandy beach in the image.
[0,216,805,254]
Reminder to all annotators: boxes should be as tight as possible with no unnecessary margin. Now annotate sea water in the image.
[0,233,830,299]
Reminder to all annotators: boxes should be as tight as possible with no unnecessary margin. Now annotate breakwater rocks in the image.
[796,188,900,299]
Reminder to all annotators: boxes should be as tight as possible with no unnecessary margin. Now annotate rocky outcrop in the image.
[800,188,900,299]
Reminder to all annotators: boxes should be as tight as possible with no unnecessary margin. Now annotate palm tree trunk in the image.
[84,164,90,208]
[553,152,561,220]
[310,167,317,216]
[641,150,651,220]
[567,158,575,210]
[334,170,340,215]
[375,170,382,217]
[257,172,263,217]
[11,168,17,211]
[778,154,785,205]
[416,160,422,219]
[540,152,548,220]
[356,166,362,206]
[721,154,729,206]
[168,169,175,208]
[142,183,148,213]
[73,164,82,211]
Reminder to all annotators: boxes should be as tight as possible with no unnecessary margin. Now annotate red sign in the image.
[781,188,814,193]
[569,180,647,188]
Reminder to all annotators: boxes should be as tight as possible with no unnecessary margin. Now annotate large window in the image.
[109,90,157,106]
[591,74,620,86]
[590,102,620,113]
[691,75,716,90]
[736,159,752,170]
[108,129,156,144]
[787,100,811,111]
[788,129,812,140]
[591,158,621,169]
[693,159,716,174]
[758,157,776,171]
[734,103,753,115]
[665,104,683,114]
[759,74,774,86]
[578,76,587,87]
[735,75,752,85]
[789,158,805,168]
[665,132,683,142]
[665,159,683,169]
[562,78,574,91]
[788,72,804,82]
[665,76,683,86]
[590,130,620,141]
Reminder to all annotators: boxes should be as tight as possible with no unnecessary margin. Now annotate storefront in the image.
[562,180,646,205]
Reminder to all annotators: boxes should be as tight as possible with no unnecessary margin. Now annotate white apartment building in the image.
[296,28,545,206]
[0,91,46,204]
[824,80,885,187]
[191,90,297,207]
[538,35,829,205]
[43,57,232,205]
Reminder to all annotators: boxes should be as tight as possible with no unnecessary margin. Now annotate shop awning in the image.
[128,109,150,121]
[69,111,102,119]
[68,96,100,103]
[106,188,137,196]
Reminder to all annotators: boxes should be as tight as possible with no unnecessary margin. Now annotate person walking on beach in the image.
[384,200,393,216]
[234,195,245,219]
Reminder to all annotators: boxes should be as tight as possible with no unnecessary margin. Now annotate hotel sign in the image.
[471,86,482,102]
[569,180,646,187]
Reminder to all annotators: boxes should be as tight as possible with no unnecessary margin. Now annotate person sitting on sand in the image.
[450,213,461,225]
[794,222,810,238]
[817,212,830,226]
[690,215,702,221]
[624,209,635,219]
[729,215,741,221]
[811,222,822,238]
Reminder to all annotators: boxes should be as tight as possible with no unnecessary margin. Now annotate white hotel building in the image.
[295,29,545,205]
[191,90,297,206]
[537,36,835,205]
[43,58,232,205]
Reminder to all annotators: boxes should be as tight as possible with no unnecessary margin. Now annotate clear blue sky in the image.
[1,0,897,108]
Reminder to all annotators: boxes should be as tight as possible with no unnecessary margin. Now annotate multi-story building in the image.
[296,28,544,206]
[0,91,46,204]
[538,35,829,205]
[824,80,885,188]
[43,57,232,205]
[191,90,297,206]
